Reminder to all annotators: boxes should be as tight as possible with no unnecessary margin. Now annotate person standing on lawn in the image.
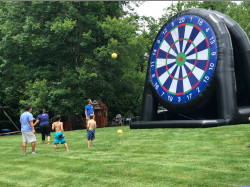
[20,105,36,155]
[34,109,51,144]
[85,99,94,125]
[52,115,68,152]
[87,114,96,148]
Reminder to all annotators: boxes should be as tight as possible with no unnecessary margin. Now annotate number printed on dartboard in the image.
[150,15,218,104]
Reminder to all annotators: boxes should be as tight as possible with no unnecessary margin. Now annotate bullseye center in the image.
[176,52,186,66]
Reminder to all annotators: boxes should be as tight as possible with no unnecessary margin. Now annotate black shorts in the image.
[40,124,50,140]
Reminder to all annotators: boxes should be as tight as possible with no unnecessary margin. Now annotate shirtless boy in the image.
[52,115,69,152]
[87,114,97,148]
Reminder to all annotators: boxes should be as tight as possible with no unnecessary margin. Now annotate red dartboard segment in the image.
[205,38,209,48]
[162,86,169,92]
[193,25,201,31]
[178,24,186,28]
[205,60,209,72]
[176,92,184,95]
[164,31,171,40]
[170,43,176,48]
[192,81,200,89]
[194,59,198,66]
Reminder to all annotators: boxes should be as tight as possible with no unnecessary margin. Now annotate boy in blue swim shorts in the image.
[87,114,96,148]
[52,115,69,152]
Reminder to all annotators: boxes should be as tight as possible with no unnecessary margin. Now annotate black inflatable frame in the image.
[131,9,250,129]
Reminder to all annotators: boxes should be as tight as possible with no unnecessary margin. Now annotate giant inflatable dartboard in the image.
[151,15,217,105]
[131,8,250,129]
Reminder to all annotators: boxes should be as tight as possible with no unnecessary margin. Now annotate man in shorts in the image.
[20,105,36,155]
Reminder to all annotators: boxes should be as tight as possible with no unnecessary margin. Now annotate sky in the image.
[133,1,175,20]
[133,1,243,20]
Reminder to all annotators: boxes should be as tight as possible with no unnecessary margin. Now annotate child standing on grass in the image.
[52,115,69,152]
[87,114,96,148]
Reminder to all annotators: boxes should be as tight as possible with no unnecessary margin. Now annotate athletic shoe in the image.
[247,145,250,148]
[31,152,37,154]
[23,153,27,155]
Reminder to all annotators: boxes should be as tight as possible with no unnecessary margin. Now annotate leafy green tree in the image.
[19,79,51,113]
[159,1,186,26]
[0,1,149,121]
[77,15,150,117]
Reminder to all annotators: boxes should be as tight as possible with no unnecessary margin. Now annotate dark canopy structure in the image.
[131,8,250,129]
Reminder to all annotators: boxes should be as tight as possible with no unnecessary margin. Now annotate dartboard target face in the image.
[150,15,218,104]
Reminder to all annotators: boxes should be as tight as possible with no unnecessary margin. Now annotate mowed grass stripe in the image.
[0,125,250,187]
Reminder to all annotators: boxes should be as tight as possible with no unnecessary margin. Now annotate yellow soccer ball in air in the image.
[117,129,123,134]
[111,53,117,59]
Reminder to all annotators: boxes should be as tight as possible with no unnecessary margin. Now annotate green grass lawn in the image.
[0,125,250,187]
